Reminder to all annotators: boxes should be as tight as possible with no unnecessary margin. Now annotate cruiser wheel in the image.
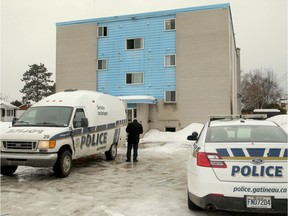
[54,150,72,178]
[188,193,202,211]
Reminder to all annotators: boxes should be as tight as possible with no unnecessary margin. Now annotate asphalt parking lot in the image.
[1,142,284,216]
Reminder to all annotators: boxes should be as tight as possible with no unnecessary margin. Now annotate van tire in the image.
[1,165,18,176]
[53,150,72,178]
[105,143,117,160]
[188,193,202,211]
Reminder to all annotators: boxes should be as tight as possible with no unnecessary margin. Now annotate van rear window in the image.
[206,126,287,143]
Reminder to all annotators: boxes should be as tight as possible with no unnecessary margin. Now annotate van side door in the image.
[71,108,87,158]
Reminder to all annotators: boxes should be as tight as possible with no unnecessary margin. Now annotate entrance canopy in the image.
[118,95,156,104]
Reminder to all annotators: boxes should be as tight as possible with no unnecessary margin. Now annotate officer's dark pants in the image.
[127,142,138,161]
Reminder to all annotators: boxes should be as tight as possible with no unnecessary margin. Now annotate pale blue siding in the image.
[97,15,176,100]
[56,3,230,100]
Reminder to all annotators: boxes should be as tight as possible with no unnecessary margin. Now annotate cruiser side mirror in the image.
[187,132,198,141]
[81,117,89,128]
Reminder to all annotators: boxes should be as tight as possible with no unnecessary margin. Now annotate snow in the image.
[141,123,203,143]
[118,95,156,101]
[0,121,12,131]
[266,114,288,133]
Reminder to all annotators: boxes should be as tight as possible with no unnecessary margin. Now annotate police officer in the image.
[126,119,143,162]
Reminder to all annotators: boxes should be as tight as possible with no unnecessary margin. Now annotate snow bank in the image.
[140,123,203,143]
[266,114,288,133]
[0,122,12,131]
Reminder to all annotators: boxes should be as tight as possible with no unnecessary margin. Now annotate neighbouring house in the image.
[0,100,18,122]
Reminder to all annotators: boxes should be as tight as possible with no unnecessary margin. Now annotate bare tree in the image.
[240,68,283,110]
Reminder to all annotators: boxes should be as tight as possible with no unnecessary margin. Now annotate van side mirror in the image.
[12,117,18,126]
[81,117,89,128]
[187,132,198,141]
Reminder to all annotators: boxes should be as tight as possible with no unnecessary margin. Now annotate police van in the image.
[1,90,127,178]
[187,115,287,213]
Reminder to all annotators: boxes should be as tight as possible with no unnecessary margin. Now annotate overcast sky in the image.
[1,0,287,101]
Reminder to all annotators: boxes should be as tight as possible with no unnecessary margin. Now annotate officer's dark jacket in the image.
[126,120,143,143]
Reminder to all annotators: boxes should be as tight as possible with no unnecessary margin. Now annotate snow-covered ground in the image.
[1,121,286,216]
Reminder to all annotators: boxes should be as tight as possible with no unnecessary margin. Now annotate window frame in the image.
[127,108,137,122]
[126,72,144,85]
[73,108,86,128]
[164,90,176,103]
[164,54,176,67]
[97,26,108,37]
[164,19,176,31]
[126,38,144,50]
[97,59,107,70]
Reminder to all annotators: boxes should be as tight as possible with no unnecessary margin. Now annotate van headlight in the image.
[38,140,56,150]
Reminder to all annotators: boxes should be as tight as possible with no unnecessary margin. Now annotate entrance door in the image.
[127,108,137,122]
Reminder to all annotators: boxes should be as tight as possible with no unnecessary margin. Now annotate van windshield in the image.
[14,106,73,127]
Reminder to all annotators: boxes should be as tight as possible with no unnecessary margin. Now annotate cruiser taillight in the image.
[197,152,227,168]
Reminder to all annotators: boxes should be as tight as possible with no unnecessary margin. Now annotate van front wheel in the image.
[105,143,117,160]
[1,165,18,176]
[53,150,72,178]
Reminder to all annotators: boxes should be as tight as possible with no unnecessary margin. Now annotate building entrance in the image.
[127,108,137,122]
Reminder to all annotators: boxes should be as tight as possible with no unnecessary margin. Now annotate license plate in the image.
[246,196,272,209]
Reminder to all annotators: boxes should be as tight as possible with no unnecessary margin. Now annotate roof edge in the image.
[56,3,230,27]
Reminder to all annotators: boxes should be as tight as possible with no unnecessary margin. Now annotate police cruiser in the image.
[1,89,127,178]
[187,115,287,213]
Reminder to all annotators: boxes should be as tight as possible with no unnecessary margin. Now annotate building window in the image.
[164,19,176,31]
[165,91,176,103]
[126,38,144,50]
[98,26,107,37]
[98,59,107,70]
[7,110,13,116]
[126,73,144,84]
[164,54,176,67]
[165,127,176,132]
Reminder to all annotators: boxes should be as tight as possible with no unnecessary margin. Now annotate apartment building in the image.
[56,3,241,132]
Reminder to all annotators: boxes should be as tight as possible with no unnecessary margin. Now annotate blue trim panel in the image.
[216,148,288,158]
[50,119,127,140]
[268,148,281,157]
[231,148,245,157]
[216,148,229,157]
[283,149,288,157]
[247,148,265,157]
